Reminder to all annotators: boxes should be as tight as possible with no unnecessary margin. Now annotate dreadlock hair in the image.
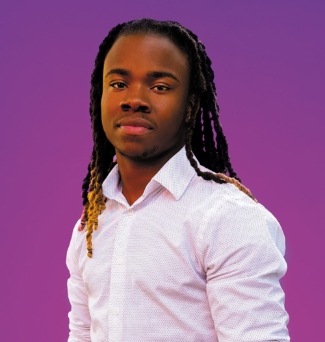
[78,18,258,258]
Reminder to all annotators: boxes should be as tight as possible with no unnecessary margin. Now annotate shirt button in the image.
[127,209,134,216]
[117,258,123,265]
[113,307,119,316]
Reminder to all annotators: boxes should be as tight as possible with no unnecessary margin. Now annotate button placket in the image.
[108,208,135,342]
[127,208,134,216]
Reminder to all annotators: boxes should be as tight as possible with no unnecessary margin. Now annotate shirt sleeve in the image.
[202,196,290,342]
[66,219,91,342]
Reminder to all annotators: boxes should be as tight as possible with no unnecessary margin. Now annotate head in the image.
[101,33,195,164]
[79,18,257,257]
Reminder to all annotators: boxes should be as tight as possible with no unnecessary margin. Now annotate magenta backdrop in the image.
[1,0,324,341]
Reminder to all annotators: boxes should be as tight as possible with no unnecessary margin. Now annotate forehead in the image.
[103,34,189,78]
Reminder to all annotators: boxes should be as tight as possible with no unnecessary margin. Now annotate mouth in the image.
[116,116,154,136]
[117,117,154,130]
[118,125,152,135]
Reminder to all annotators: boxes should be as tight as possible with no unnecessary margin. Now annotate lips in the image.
[117,117,154,130]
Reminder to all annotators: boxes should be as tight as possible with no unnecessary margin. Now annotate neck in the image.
[116,144,184,205]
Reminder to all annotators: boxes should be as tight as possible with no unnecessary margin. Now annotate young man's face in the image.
[101,33,193,162]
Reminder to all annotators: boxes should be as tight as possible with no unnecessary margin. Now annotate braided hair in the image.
[78,18,257,258]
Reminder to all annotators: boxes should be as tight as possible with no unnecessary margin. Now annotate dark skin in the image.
[101,34,195,206]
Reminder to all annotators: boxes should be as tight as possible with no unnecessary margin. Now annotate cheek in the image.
[101,88,110,112]
[101,90,118,123]
[155,94,186,116]
[100,92,112,132]
[104,89,124,108]
[155,101,186,134]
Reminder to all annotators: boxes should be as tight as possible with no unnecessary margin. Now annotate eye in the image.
[110,82,127,89]
[152,85,170,91]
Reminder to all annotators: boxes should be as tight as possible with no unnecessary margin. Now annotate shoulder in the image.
[188,162,257,216]
[188,165,285,252]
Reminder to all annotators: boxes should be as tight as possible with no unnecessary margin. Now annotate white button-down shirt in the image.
[67,145,290,342]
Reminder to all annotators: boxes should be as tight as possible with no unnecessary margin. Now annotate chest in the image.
[78,206,206,296]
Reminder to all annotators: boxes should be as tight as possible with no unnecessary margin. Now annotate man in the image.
[67,18,290,341]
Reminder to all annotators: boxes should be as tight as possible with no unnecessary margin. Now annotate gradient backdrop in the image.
[1,0,324,341]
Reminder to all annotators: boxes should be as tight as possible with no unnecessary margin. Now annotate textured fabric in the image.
[67,145,290,342]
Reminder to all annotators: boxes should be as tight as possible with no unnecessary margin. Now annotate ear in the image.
[185,94,199,124]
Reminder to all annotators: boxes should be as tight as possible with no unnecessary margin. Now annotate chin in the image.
[116,146,158,159]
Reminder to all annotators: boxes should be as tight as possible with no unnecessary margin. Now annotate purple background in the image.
[1,0,324,341]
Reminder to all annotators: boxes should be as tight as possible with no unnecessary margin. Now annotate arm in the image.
[66,220,91,342]
[202,200,290,342]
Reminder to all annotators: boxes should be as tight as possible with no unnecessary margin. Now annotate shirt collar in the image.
[102,145,199,202]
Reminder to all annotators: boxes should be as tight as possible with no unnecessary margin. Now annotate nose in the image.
[119,86,151,113]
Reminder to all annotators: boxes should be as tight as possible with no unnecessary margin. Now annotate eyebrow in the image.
[105,68,180,82]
